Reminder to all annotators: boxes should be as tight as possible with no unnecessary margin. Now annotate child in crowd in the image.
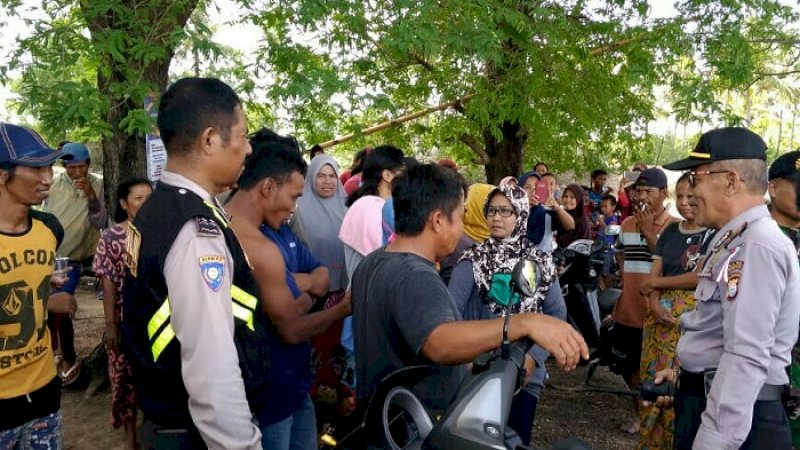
[596,194,620,287]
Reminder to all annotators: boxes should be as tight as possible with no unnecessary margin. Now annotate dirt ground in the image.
[62,285,640,450]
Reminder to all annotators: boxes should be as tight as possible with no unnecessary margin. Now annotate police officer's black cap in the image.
[663,127,767,171]
[768,151,800,181]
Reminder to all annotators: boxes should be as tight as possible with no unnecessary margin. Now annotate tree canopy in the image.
[242,0,799,181]
[1,0,799,189]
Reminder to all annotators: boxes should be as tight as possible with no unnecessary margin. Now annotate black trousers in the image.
[674,382,791,449]
[139,418,206,450]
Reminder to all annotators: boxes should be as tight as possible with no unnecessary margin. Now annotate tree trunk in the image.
[98,59,170,219]
[483,121,527,184]
[82,0,197,218]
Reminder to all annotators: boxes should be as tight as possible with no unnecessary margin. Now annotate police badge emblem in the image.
[199,255,225,291]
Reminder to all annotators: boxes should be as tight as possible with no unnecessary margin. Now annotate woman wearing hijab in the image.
[499,175,518,187]
[292,155,357,428]
[447,184,565,445]
[439,183,494,284]
[554,184,592,248]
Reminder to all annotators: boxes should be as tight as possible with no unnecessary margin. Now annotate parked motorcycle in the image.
[553,225,621,384]
[326,259,592,450]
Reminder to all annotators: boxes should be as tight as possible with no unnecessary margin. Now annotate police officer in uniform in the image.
[122,78,264,449]
[650,127,800,449]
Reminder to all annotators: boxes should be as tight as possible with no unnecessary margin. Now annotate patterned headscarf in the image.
[460,184,555,314]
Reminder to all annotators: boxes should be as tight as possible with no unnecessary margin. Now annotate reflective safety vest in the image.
[147,284,258,362]
[122,182,270,429]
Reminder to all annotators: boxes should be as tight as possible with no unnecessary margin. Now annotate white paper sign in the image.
[144,95,167,183]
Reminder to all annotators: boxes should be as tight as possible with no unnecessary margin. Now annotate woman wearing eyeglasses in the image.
[447,184,564,446]
[637,172,713,449]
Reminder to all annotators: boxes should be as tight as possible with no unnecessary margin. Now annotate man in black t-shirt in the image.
[352,164,588,413]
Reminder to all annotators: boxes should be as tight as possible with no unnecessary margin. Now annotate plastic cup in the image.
[52,257,70,285]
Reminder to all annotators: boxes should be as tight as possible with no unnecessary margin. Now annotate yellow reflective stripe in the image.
[231,285,257,310]
[148,286,257,362]
[151,324,175,362]
[148,298,171,340]
[203,201,228,227]
[688,151,711,159]
[231,302,255,331]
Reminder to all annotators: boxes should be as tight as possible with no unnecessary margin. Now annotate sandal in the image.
[60,361,81,386]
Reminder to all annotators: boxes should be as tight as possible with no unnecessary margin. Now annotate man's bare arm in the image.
[293,266,330,298]
[244,232,349,345]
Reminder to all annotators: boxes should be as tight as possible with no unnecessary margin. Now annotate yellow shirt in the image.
[0,210,62,399]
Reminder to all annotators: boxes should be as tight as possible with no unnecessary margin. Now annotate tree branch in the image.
[459,133,490,165]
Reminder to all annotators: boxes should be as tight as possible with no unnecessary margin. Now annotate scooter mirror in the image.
[511,258,540,299]
[604,224,621,236]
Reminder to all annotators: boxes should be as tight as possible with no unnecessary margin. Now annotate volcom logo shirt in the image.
[0,210,63,399]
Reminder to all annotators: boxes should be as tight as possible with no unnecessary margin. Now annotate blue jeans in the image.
[260,394,317,450]
[0,411,62,450]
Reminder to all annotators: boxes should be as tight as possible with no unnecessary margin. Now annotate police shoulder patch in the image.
[726,260,743,301]
[199,255,225,291]
[196,217,222,237]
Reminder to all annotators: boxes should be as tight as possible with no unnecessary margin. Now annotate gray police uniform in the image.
[135,171,262,449]
[675,204,800,449]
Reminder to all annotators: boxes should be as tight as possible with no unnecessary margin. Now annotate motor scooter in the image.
[552,225,621,384]
[327,259,593,450]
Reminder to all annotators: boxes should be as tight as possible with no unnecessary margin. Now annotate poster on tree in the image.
[144,95,167,183]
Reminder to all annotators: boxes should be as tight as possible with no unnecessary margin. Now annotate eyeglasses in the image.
[486,206,516,218]
[688,170,731,187]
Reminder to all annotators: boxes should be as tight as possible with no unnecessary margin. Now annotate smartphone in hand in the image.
[535,181,549,204]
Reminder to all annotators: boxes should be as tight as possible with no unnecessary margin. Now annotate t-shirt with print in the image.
[653,221,711,277]
[352,248,468,413]
[0,210,63,399]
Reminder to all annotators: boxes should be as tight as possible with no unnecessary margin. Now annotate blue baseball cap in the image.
[0,123,72,167]
[61,142,91,163]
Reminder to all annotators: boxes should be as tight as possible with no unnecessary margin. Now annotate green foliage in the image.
[0,0,223,144]
[239,0,798,176]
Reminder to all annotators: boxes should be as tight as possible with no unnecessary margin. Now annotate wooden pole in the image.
[317,94,473,149]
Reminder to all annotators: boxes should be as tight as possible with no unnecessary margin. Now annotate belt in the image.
[679,370,785,401]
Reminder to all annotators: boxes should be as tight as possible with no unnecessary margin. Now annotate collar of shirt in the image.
[160,171,216,203]
[708,203,769,250]
[160,171,229,219]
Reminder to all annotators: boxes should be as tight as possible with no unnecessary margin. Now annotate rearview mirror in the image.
[511,259,540,298]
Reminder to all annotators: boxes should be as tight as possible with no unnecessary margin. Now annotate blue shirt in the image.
[259,224,322,423]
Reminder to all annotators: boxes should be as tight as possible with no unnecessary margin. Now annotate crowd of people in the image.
[1,76,799,450]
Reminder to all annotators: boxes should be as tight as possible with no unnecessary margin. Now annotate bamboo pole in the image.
[317,94,473,149]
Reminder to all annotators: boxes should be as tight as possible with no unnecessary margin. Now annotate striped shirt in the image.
[613,210,676,328]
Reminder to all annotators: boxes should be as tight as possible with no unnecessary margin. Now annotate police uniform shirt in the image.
[157,171,262,450]
[676,204,800,449]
